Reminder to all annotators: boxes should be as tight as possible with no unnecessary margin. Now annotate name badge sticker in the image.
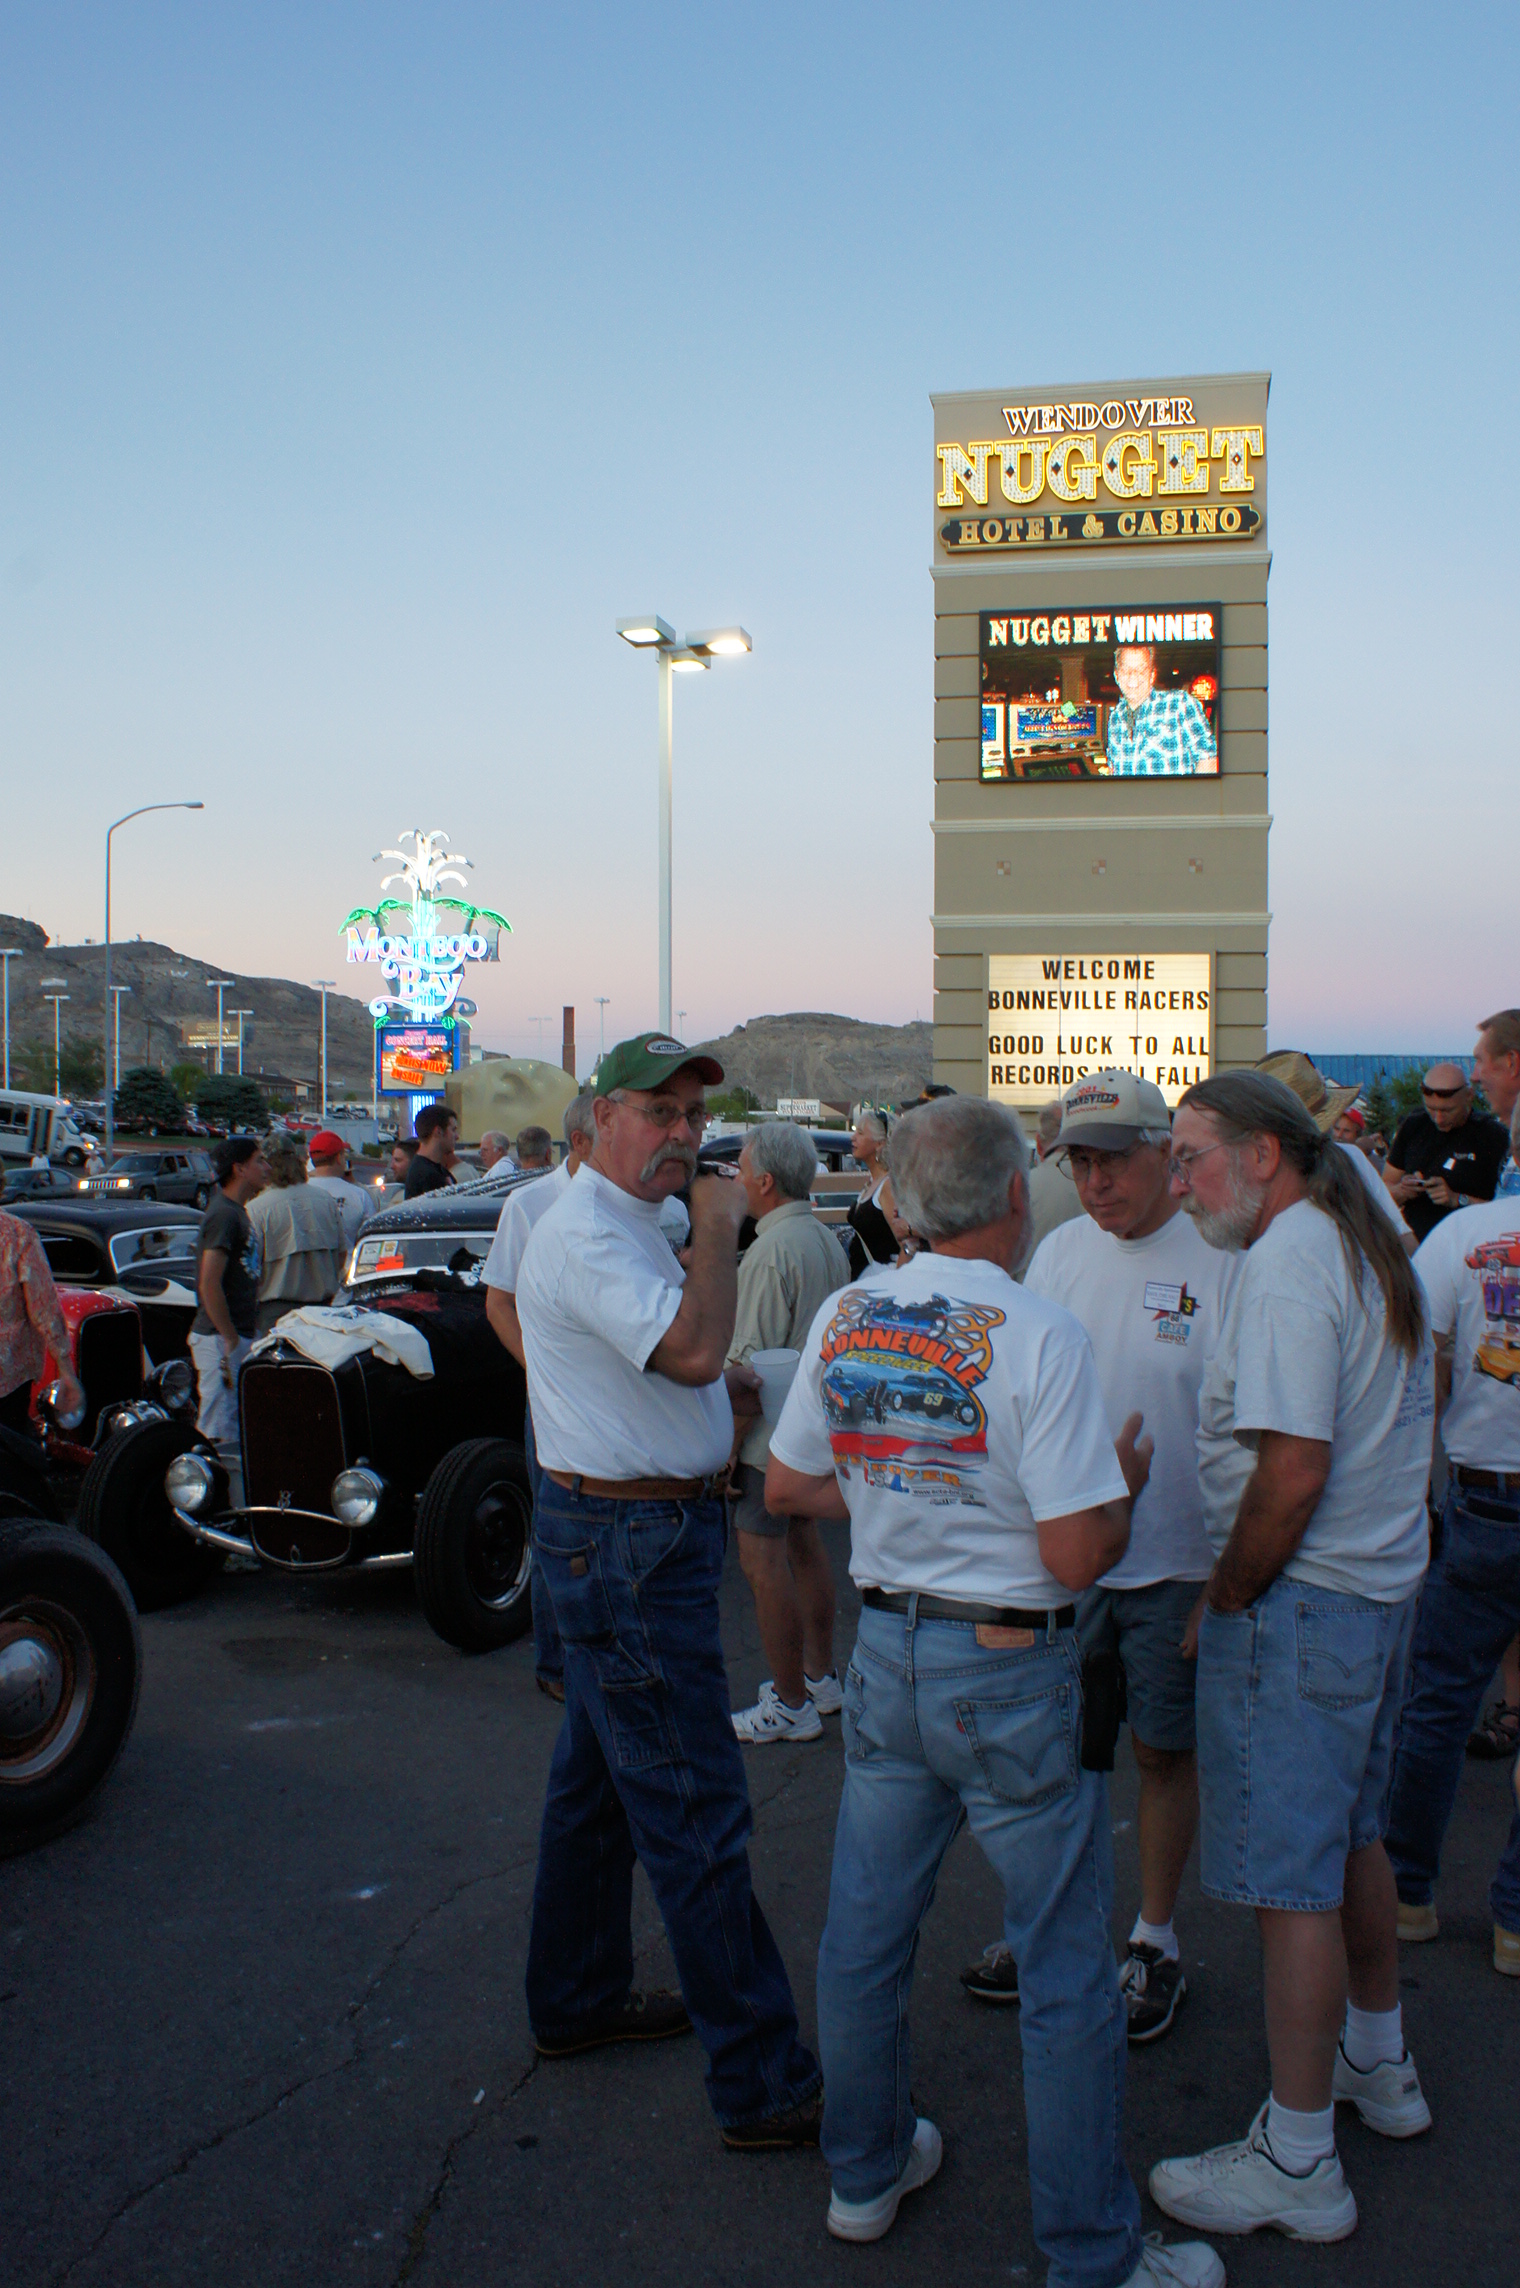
[1144,1281,1184,1314]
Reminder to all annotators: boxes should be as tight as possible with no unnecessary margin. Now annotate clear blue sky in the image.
[2,3,1514,1058]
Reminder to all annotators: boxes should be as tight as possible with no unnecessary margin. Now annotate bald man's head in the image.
[1422,1061,1473,1131]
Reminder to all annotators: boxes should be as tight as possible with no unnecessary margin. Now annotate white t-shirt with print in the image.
[515,1165,731,1480]
[1415,1200,1520,1471]
[1342,1139,1410,1235]
[307,1173,373,1249]
[1026,1207,1243,1587]
[481,1161,573,1294]
[769,1253,1127,1608]
[1196,1199,1435,1603]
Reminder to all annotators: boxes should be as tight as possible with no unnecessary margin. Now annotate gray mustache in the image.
[640,1141,698,1182]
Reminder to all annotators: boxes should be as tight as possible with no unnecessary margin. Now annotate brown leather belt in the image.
[1452,1464,1520,1495]
[863,1587,1075,1629]
[546,1468,732,1502]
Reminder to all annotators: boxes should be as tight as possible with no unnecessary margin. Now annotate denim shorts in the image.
[1197,1572,1420,1910]
[1077,1576,1202,1754]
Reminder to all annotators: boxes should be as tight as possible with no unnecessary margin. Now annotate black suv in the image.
[76,1179,536,1651]
[80,1150,216,1208]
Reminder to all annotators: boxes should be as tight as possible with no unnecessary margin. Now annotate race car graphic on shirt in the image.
[818,1289,1005,1479]
[1464,1232,1520,1387]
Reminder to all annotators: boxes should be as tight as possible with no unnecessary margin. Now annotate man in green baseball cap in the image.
[516,1031,822,2149]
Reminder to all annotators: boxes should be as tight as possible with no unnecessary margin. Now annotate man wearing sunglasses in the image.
[514,1033,822,2152]
[1383,1063,1507,1245]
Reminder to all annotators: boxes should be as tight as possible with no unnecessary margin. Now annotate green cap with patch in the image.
[592,1031,724,1096]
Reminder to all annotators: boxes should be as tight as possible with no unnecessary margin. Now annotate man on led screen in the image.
[1107,645,1216,777]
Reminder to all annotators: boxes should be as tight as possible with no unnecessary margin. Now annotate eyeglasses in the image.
[617,1095,710,1133]
[1421,1084,1466,1101]
[1168,1142,1231,1187]
[1059,1142,1143,1179]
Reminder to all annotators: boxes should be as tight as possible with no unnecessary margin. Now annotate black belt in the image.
[1452,1464,1520,1495]
[862,1587,1075,1629]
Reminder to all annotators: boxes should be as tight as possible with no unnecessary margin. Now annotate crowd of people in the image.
[6,1009,1519,2287]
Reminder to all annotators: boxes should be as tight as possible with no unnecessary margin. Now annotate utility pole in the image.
[0,948,21,1089]
[312,983,335,1118]
[206,978,234,1076]
[595,997,610,1064]
[230,1008,253,1077]
[109,987,131,1094]
[41,981,70,1097]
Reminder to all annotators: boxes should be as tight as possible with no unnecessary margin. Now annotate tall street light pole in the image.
[0,948,22,1089]
[206,979,234,1076]
[312,982,335,1118]
[41,984,69,1097]
[594,997,610,1066]
[104,800,204,1163]
[615,617,752,1036]
[109,987,131,1093]
[230,1009,253,1077]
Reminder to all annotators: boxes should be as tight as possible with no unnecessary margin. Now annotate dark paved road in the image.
[6,1530,1516,2287]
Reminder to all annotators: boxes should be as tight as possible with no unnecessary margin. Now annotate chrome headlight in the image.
[148,1358,195,1413]
[38,1378,87,1432]
[332,1466,385,1527]
[165,1452,216,1515]
[101,1399,168,1439]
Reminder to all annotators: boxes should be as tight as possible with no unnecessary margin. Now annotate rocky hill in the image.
[0,914,376,1097]
[691,1011,933,1113]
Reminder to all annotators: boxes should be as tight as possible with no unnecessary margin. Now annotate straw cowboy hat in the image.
[1255,1051,1359,1132]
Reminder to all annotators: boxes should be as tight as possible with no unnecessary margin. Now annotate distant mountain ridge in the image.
[690,1011,933,1113]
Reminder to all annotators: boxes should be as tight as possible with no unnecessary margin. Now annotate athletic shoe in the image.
[1120,1941,1187,2044]
[806,1669,844,1715]
[535,1672,565,1705]
[827,2117,943,2241]
[732,1681,824,1744]
[534,1989,691,2059]
[1149,2104,1358,2243]
[722,2091,824,2152]
[959,1940,1020,2005]
[1397,1899,1439,1943]
[1494,1922,1520,1977]
[1331,2043,1432,2137]
[1118,2234,1227,2288]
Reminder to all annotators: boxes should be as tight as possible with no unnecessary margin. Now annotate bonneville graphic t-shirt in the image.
[1415,1201,1520,1472]
[515,1165,731,1480]
[769,1252,1127,1608]
[1196,1200,1434,1603]
[1025,1208,1243,1586]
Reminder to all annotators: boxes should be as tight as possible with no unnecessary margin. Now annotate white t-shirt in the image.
[769,1252,1127,1607]
[481,1162,573,1294]
[658,1194,691,1248]
[1342,1139,1409,1236]
[307,1174,373,1249]
[515,1165,732,1479]
[1415,1201,1520,1471]
[1196,1199,1434,1603]
[1025,1208,1243,1587]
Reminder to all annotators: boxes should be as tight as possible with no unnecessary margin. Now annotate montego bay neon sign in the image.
[341,829,510,1024]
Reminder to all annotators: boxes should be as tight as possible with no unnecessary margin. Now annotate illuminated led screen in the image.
[377,1022,455,1097]
[980,603,1221,783]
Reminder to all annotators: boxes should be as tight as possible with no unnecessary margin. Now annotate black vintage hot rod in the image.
[76,1184,536,1653]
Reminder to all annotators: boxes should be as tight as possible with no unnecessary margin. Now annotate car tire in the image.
[414,1437,533,1653]
[139,1187,157,1202]
[63,1147,85,1169]
[75,1418,226,1612]
[193,1186,210,1209]
[0,1518,142,1855]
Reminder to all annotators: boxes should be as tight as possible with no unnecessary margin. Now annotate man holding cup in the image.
[726,1123,849,1743]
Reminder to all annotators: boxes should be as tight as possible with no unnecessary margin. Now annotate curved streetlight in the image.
[616,618,751,1034]
[104,801,205,1161]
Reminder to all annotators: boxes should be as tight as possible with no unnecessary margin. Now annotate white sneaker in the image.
[732,1681,824,1745]
[827,2117,942,2242]
[1149,2105,1357,2243]
[805,1669,844,1715]
[1331,2043,1432,2138]
[1119,2234,1227,2288]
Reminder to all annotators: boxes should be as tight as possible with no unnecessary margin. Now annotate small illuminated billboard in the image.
[980,604,1221,783]
[377,1022,455,1098]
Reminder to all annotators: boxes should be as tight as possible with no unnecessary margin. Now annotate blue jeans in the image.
[524,1477,820,2128]
[1197,1574,1418,1909]
[521,1405,563,1684]
[1385,1481,1520,1929]
[818,1605,1141,2288]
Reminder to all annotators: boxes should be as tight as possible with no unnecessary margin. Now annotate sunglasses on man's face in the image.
[1422,1085,1466,1100]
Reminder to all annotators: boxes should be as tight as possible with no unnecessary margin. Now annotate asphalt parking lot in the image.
[6,1529,1517,2288]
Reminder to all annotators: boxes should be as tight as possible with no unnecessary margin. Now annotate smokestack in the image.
[562,1006,576,1078]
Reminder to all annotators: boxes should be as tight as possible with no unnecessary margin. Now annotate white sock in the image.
[1265,2096,1335,2174]
[1342,2001,1403,2071]
[1131,1914,1179,1962]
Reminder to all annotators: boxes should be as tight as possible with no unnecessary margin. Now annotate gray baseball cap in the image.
[1057,1070,1171,1150]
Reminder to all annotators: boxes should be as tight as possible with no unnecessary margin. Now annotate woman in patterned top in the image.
[0,1166,84,1436]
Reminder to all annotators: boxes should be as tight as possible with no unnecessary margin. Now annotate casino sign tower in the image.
[928,372,1270,1110]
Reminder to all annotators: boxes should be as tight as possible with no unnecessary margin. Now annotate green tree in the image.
[1363,1068,1426,1142]
[59,1035,104,1095]
[169,1061,205,1101]
[115,1067,187,1134]
[196,1073,267,1130]
[707,1086,761,1122]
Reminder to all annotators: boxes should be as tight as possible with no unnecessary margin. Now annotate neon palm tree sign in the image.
[342,829,510,1024]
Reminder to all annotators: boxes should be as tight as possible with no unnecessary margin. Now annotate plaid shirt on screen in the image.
[1106,687,1217,776]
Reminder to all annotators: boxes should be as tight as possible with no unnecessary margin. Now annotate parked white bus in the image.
[0,1091,99,1169]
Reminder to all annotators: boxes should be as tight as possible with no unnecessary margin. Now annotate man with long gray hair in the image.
[767,1098,1222,2285]
[1149,1072,1435,2248]
[726,1121,848,1744]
